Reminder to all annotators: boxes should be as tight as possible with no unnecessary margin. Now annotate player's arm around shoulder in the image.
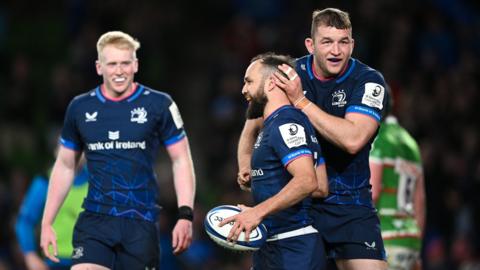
[300,102,380,154]
[274,64,382,154]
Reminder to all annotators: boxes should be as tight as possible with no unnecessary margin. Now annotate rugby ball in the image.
[204,205,267,251]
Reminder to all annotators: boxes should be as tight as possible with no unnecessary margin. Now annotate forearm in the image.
[255,175,316,219]
[172,158,195,208]
[41,161,76,226]
[238,119,262,169]
[301,104,356,152]
[311,164,328,198]
[170,139,196,208]
[300,102,377,154]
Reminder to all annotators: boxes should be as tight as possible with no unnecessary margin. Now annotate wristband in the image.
[293,96,306,107]
[295,97,312,110]
[302,102,313,112]
[177,206,194,221]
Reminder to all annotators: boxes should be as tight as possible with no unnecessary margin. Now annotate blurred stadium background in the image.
[0,0,479,269]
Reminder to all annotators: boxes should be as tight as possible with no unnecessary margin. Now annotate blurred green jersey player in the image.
[370,115,426,270]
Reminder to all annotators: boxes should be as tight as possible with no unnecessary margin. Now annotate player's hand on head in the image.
[172,219,193,255]
[274,64,303,103]
[40,225,59,263]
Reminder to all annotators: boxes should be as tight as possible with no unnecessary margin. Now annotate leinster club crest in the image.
[131,107,148,124]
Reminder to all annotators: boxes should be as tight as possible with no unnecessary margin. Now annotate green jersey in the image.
[370,116,422,250]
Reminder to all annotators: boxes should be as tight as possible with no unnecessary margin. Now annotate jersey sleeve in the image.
[346,71,388,122]
[270,119,313,167]
[158,97,186,146]
[60,99,83,151]
[15,176,48,253]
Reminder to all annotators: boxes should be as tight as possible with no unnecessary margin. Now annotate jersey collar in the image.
[264,105,294,125]
[95,83,145,103]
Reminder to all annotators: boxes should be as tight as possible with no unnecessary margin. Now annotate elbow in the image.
[306,176,318,194]
[343,138,366,155]
[312,180,329,198]
[313,185,329,198]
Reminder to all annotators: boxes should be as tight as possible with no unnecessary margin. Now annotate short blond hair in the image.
[96,31,141,60]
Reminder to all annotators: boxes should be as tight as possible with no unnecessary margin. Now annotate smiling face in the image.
[242,60,268,119]
[95,44,138,98]
[305,25,354,78]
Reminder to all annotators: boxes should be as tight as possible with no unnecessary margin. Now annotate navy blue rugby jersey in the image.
[60,84,186,222]
[250,105,324,236]
[295,55,388,208]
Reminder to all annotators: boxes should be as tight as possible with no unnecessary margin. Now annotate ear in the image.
[265,76,275,92]
[95,60,102,76]
[133,59,139,73]
[305,38,314,54]
[350,38,355,54]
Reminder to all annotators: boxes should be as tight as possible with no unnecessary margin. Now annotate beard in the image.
[246,91,268,119]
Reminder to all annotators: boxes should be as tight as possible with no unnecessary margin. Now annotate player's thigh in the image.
[312,204,386,260]
[336,258,387,270]
[385,246,419,270]
[116,218,159,269]
[253,233,325,270]
[71,263,110,270]
[72,212,118,268]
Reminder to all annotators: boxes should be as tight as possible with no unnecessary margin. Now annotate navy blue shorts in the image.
[72,211,159,269]
[252,232,325,270]
[311,204,386,261]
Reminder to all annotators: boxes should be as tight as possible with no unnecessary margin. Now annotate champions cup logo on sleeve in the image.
[169,102,184,129]
[362,83,385,109]
[279,123,307,148]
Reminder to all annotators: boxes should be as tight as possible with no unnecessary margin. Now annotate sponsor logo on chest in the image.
[85,112,97,122]
[87,131,146,151]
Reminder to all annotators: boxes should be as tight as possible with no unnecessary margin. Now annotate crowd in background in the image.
[0,0,479,269]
